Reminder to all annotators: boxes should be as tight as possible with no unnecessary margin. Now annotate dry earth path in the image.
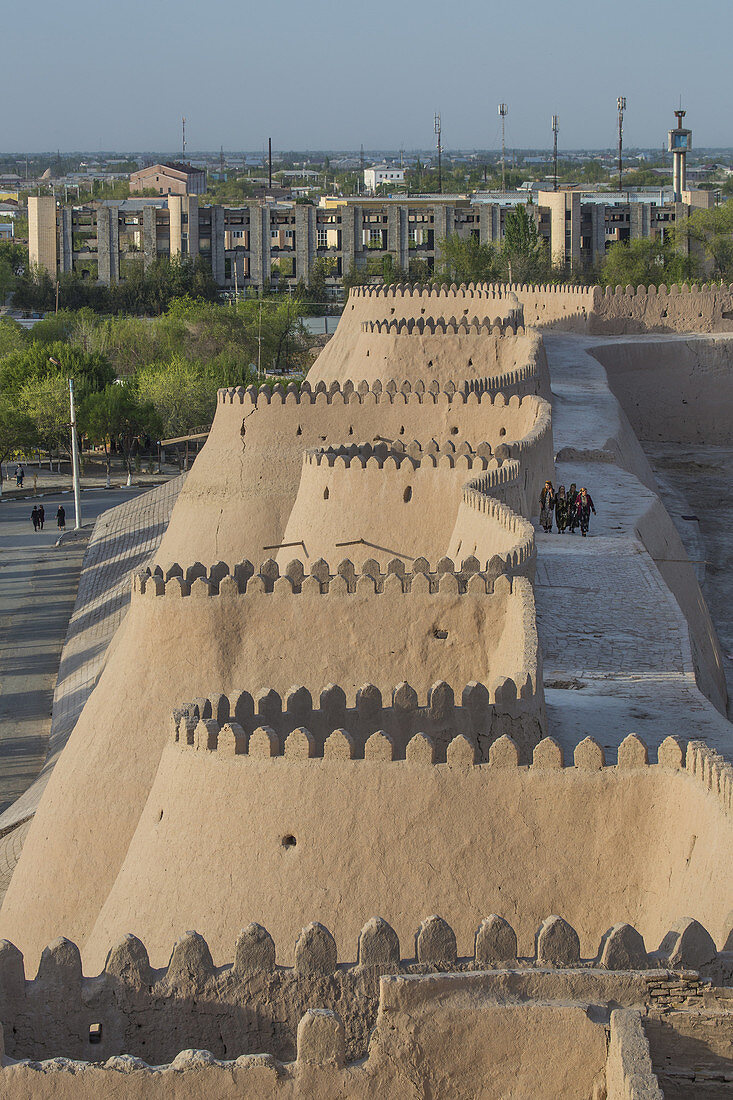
[537,333,733,762]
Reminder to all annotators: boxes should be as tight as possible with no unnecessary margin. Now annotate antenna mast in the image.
[498,103,508,191]
[552,114,559,192]
[617,96,626,190]
[434,112,442,194]
[182,116,186,160]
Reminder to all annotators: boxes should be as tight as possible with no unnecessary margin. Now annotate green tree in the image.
[81,383,160,481]
[601,238,696,288]
[678,202,733,281]
[438,234,500,283]
[135,356,219,439]
[502,204,550,283]
[0,395,34,494]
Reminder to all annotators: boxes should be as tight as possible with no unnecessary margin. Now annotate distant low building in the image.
[130,162,206,197]
[363,164,405,193]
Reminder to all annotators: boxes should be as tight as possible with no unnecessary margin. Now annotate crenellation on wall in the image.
[0,911,722,1071]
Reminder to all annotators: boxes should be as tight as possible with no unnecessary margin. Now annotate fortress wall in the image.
[156,385,549,568]
[80,735,733,972]
[491,282,599,332]
[590,337,733,444]
[0,570,540,972]
[590,284,733,336]
[310,283,523,382]
[634,496,728,714]
[275,448,531,571]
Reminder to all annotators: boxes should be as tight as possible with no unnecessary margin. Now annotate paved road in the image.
[0,488,151,817]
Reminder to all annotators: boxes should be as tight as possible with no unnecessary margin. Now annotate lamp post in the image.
[50,357,82,529]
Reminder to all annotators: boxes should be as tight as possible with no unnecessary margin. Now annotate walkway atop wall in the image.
[537,334,733,762]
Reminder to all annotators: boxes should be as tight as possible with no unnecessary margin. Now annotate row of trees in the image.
[10,255,220,316]
[0,294,312,488]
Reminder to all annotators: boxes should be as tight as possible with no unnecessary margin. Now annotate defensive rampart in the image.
[0,909,721,1068]
[591,335,733,445]
[78,733,733,973]
[488,280,733,335]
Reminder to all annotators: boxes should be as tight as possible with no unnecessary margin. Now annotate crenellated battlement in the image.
[216,377,546,406]
[360,316,525,336]
[303,438,508,471]
[0,910,720,1074]
[133,554,521,599]
[348,281,517,300]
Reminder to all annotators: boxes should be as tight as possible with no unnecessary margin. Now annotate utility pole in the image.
[68,379,82,526]
[498,103,508,191]
[434,112,442,195]
[268,138,272,189]
[617,96,626,191]
[552,115,559,191]
[182,116,186,161]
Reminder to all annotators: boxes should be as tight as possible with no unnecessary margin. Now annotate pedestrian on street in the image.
[30,506,40,532]
[575,487,596,537]
[17,465,24,488]
[555,485,568,533]
[539,480,555,533]
[56,505,66,531]
[38,504,45,530]
[15,465,22,488]
[567,483,579,534]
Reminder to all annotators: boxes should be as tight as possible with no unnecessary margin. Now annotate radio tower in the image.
[182,116,186,161]
[552,115,559,191]
[434,112,442,194]
[617,97,626,191]
[498,103,508,192]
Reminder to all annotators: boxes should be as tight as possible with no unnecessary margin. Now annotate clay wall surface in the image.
[0,565,542,973]
[79,735,733,972]
[0,906,715,1066]
[277,449,531,571]
[156,384,551,569]
[590,337,733,445]
[590,284,733,336]
[606,1009,664,1099]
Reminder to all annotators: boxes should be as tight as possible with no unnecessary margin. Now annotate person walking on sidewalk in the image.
[539,481,555,533]
[38,504,45,530]
[56,505,66,531]
[30,506,40,532]
[575,487,596,537]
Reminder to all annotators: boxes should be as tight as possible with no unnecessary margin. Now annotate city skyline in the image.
[6,0,730,152]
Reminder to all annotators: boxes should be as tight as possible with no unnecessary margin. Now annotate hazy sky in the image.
[6,0,730,152]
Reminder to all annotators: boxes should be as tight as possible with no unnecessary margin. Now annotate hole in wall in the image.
[323,487,329,500]
[421,307,426,314]
[348,425,353,435]
[451,426,458,435]
[296,425,302,436]
[428,360,433,367]
[432,628,448,640]
[158,810,164,823]
[399,425,405,434]
[499,427,506,436]
[468,358,472,366]
[403,486,412,502]
[282,834,297,849]
[89,1024,102,1045]
[390,307,395,315]
[366,350,370,357]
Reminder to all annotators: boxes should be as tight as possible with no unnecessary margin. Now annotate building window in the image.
[317,229,328,248]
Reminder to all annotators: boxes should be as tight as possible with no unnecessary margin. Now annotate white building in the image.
[363,164,405,193]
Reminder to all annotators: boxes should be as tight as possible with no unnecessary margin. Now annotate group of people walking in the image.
[540,481,596,537]
[30,504,65,532]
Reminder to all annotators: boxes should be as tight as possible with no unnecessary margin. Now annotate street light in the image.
[49,357,82,530]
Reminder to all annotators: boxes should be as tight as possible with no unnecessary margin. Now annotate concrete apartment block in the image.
[27,195,57,276]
